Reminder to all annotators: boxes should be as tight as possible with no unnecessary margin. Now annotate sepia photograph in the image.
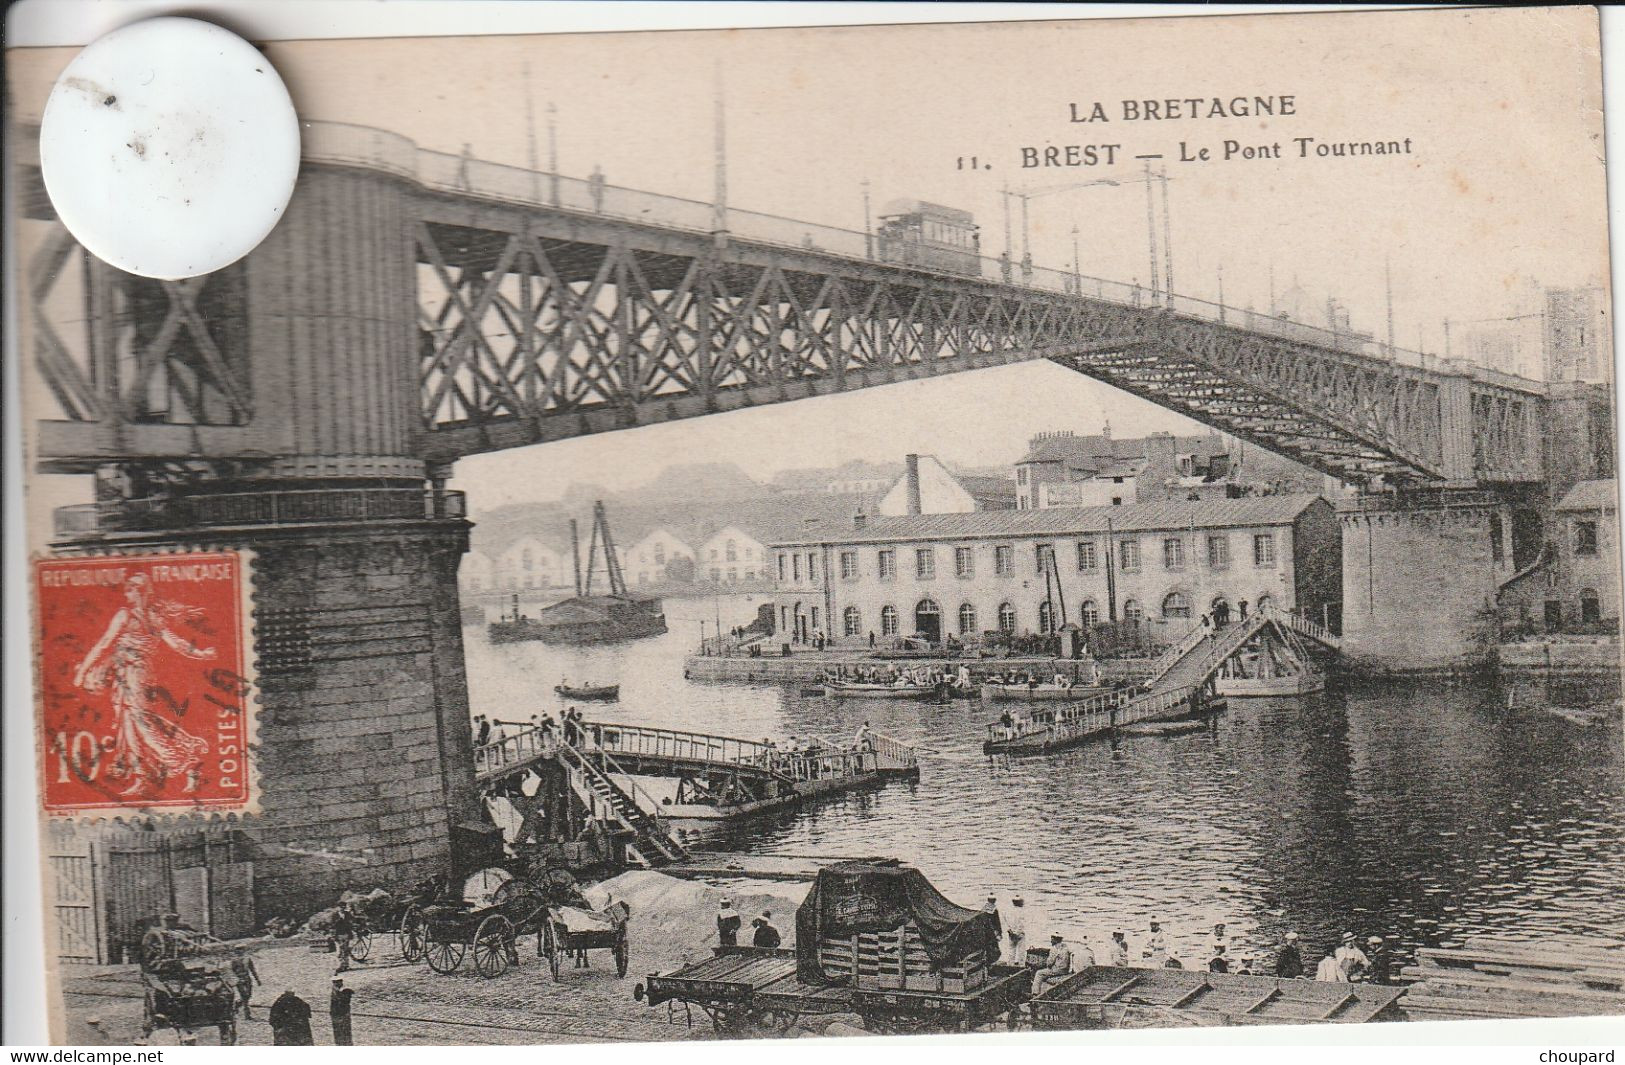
[4,3,1622,1048]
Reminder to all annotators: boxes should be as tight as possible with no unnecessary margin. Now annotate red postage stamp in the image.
[33,551,256,815]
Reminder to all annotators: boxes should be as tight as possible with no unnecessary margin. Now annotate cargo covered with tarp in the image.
[794,860,1000,984]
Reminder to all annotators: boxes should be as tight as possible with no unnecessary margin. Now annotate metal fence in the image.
[54,489,466,536]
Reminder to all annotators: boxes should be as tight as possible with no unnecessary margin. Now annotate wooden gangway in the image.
[475,719,921,834]
[985,604,1340,756]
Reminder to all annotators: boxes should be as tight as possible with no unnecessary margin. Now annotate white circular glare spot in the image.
[39,17,300,280]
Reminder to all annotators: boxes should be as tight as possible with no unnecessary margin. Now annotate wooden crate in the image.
[819,925,989,992]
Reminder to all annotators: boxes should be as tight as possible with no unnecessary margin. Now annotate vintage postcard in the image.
[5,4,1622,1047]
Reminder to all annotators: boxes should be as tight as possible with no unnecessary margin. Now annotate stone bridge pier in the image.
[43,158,484,919]
[1338,493,1514,671]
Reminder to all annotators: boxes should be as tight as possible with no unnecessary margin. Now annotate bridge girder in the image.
[23,164,1547,488]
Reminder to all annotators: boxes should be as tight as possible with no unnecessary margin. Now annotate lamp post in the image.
[862,178,873,260]
[1003,177,1121,287]
[1070,225,1081,295]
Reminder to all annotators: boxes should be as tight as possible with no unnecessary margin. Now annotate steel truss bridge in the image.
[19,121,1546,487]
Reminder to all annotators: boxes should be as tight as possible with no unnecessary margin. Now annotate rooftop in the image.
[766,494,1325,546]
[1556,479,1619,512]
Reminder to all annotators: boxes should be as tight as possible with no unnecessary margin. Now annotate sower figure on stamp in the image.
[72,573,215,797]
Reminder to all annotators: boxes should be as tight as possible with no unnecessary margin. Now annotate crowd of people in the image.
[985,897,1399,992]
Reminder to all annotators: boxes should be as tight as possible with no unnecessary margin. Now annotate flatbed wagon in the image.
[1029,966,1406,1029]
[846,963,1031,1033]
[637,947,1030,1034]
[636,859,1025,1035]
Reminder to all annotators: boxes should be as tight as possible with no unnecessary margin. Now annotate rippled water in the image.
[465,594,1625,969]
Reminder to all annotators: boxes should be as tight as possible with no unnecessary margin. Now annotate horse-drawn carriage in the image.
[136,921,243,1045]
[140,962,239,1044]
[395,866,632,980]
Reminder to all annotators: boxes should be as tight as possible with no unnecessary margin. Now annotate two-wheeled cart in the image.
[140,963,239,1045]
[540,900,632,979]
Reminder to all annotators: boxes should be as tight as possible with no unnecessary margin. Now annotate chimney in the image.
[905,454,922,516]
[854,510,868,529]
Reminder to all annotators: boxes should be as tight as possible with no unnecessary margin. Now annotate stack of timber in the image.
[817,923,989,994]
[1400,938,1625,1020]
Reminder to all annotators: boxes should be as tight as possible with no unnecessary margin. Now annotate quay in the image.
[684,650,1152,686]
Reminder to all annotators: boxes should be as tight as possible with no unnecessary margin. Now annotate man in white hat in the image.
[1074,933,1096,969]
[717,897,741,949]
[1275,931,1303,978]
[1143,920,1168,967]
[1032,932,1073,996]
[1005,895,1027,962]
[1334,931,1369,979]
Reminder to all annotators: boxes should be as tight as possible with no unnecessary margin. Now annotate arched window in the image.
[1079,599,1099,627]
[843,606,862,637]
[915,599,942,642]
[1123,599,1144,624]
[1162,592,1191,619]
[958,603,978,635]
[880,605,899,636]
[1256,594,1273,614]
[726,539,738,562]
[1580,588,1602,624]
[522,548,534,571]
[1038,600,1055,634]
[998,602,1017,633]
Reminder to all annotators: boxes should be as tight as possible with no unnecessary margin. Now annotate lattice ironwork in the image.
[29,223,253,429]
[415,218,1543,486]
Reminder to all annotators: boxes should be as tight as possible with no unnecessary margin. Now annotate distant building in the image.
[1545,286,1610,384]
[496,535,565,591]
[460,550,496,594]
[624,528,696,586]
[875,454,1016,516]
[1550,479,1619,627]
[698,526,766,584]
[767,495,1341,647]
[1015,430,1241,509]
[769,459,901,499]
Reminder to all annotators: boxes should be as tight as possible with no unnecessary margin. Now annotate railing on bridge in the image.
[584,720,776,772]
[295,122,1543,396]
[474,717,918,790]
[987,685,1198,750]
[53,489,466,536]
[1269,606,1341,649]
[584,719,918,783]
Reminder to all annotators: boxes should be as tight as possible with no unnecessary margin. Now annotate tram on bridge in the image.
[875,199,982,277]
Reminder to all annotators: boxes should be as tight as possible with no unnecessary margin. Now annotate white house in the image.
[698,526,766,583]
[877,454,1017,516]
[460,550,496,593]
[625,528,696,585]
[496,535,564,591]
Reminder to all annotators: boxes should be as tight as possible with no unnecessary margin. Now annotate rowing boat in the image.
[554,683,620,701]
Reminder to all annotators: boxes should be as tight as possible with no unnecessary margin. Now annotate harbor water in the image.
[465,593,1625,969]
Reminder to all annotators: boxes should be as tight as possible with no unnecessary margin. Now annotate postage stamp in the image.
[33,551,257,815]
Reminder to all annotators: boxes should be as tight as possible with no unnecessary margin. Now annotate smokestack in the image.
[905,454,922,516]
